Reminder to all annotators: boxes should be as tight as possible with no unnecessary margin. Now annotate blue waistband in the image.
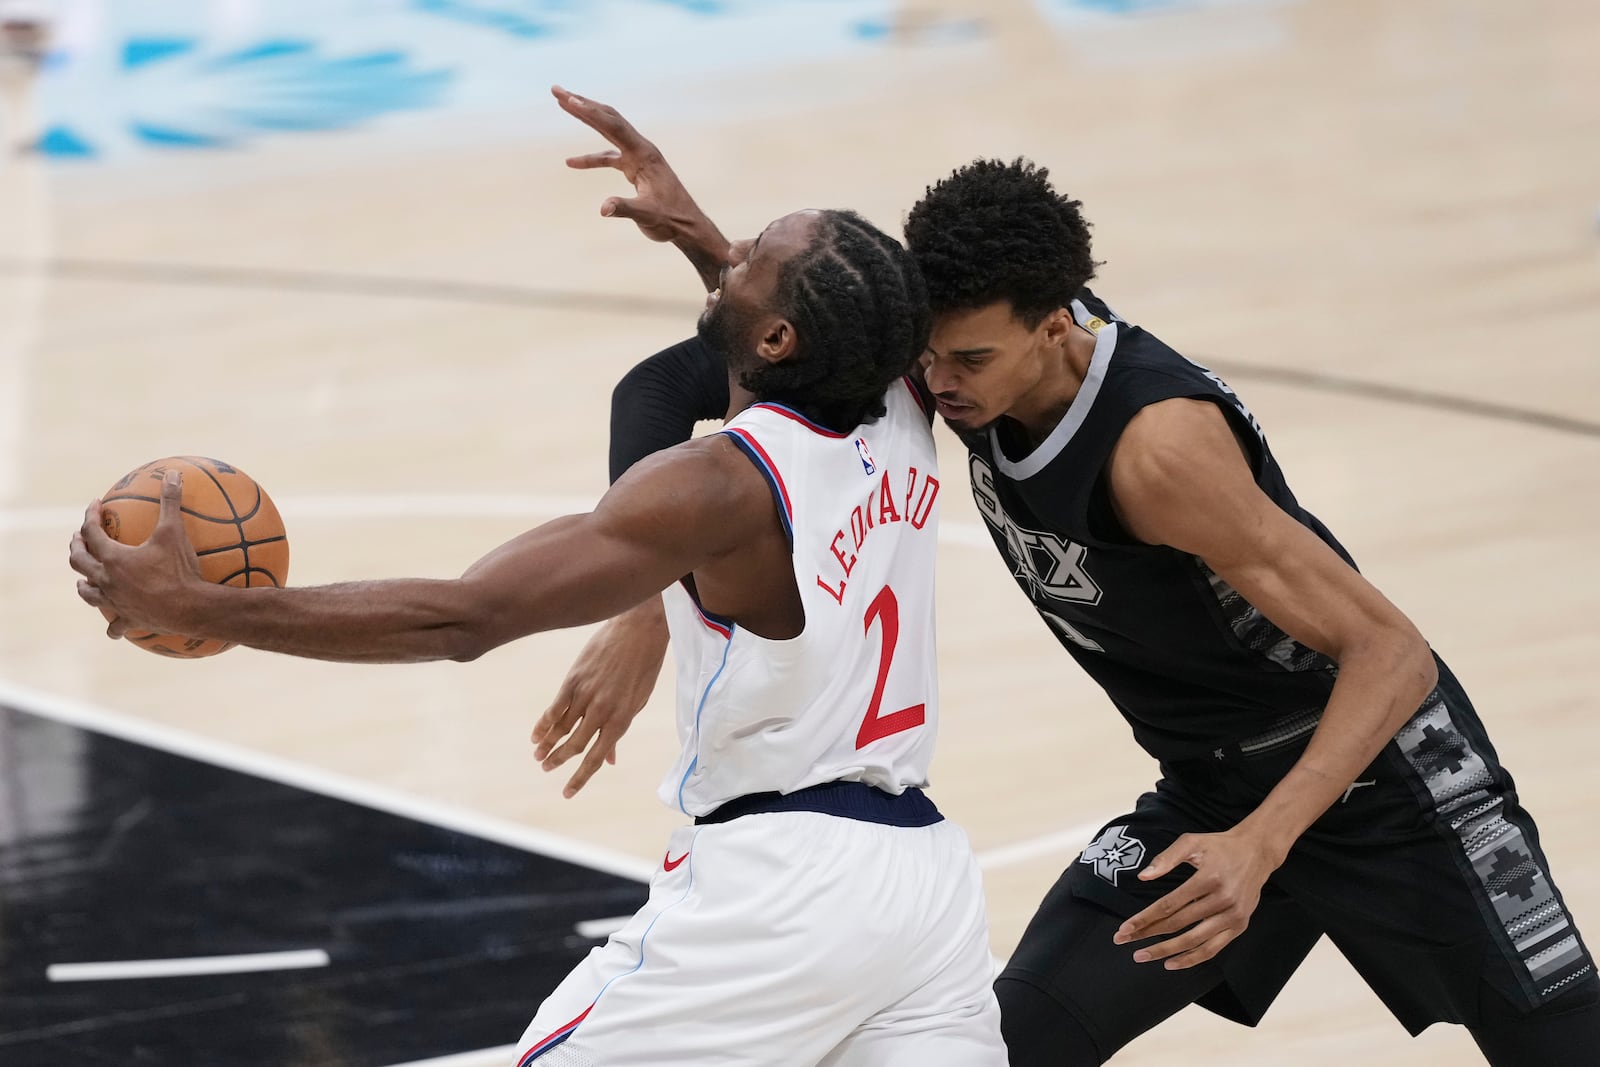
[695,781,943,827]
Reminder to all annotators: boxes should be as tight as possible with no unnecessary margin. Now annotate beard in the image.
[696,295,766,379]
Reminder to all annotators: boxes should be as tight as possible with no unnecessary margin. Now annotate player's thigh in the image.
[822,828,1006,1067]
[515,816,987,1067]
[1000,794,1321,1060]
[819,1000,1004,1067]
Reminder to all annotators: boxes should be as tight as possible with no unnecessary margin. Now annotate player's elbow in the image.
[445,628,491,663]
[1358,621,1437,715]
[445,610,512,663]
[1404,630,1439,703]
[436,582,507,663]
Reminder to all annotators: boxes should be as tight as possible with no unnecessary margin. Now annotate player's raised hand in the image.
[69,470,203,635]
[1111,827,1284,969]
[532,596,670,798]
[552,85,731,290]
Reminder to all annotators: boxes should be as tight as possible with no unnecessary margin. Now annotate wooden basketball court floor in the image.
[2,0,1597,1062]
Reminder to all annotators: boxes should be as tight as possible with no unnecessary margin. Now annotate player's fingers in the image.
[551,86,638,148]
[562,731,616,798]
[105,615,129,639]
[1162,924,1244,971]
[1115,880,1207,943]
[1128,895,1217,945]
[533,718,577,761]
[601,196,650,221]
[531,683,577,751]
[1137,834,1197,882]
[1133,915,1234,966]
[68,533,107,583]
[155,470,184,535]
[80,499,113,551]
[77,579,107,608]
[542,714,601,771]
[565,150,622,170]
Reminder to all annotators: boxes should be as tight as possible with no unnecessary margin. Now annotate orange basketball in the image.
[99,456,289,658]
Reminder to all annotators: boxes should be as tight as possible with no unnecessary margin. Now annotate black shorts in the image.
[1009,677,1595,1037]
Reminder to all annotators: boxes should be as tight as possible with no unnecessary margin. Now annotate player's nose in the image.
[922,357,957,398]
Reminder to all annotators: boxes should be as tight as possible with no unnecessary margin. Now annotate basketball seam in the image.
[183,458,257,588]
[195,535,286,558]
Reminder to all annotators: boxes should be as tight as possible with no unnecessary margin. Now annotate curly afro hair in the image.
[743,209,930,431]
[904,158,1098,328]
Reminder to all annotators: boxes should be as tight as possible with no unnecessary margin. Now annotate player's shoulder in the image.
[609,435,767,518]
[1111,397,1247,493]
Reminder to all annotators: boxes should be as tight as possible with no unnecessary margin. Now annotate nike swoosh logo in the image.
[663,851,689,872]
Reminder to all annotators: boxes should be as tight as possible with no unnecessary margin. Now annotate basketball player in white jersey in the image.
[70,206,1006,1066]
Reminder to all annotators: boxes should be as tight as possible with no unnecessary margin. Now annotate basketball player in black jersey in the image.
[533,89,1600,1064]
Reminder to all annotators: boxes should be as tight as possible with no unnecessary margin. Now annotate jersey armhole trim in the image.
[903,375,933,423]
[676,578,735,639]
[721,428,795,551]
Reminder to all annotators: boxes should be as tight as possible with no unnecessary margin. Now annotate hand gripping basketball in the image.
[72,457,290,658]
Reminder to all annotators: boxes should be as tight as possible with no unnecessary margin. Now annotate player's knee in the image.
[995,974,1105,1066]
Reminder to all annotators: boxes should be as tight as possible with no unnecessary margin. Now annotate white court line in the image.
[1,673,1092,882]
[573,915,632,940]
[380,1046,519,1067]
[47,949,330,983]
[0,494,996,547]
[0,678,655,883]
[974,819,1108,871]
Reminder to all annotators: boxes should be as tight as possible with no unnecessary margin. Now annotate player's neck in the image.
[1008,325,1097,449]
[726,373,757,421]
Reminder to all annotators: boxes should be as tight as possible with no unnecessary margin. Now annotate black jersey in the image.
[965,289,1372,760]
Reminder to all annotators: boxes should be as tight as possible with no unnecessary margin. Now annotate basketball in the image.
[99,456,290,658]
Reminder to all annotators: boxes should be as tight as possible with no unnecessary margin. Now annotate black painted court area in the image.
[0,704,649,1066]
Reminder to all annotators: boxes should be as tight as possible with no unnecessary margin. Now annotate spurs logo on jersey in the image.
[969,454,1099,604]
[969,452,1105,653]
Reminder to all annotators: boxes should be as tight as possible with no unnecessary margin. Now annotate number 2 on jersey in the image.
[856,585,926,749]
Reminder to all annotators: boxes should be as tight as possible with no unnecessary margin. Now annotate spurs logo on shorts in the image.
[1080,825,1146,886]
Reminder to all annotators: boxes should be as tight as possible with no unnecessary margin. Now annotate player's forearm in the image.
[675,217,732,293]
[182,578,491,664]
[609,338,730,481]
[1237,634,1438,859]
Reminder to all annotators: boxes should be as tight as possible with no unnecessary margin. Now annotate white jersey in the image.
[659,379,942,816]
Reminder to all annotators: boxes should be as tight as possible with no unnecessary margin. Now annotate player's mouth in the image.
[935,397,976,421]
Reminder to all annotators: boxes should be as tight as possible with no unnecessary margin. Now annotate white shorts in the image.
[511,811,1005,1067]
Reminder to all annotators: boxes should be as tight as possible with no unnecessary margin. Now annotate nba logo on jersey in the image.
[855,437,877,475]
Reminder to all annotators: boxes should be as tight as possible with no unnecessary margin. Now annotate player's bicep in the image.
[458,447,741,646]
[1200,514,1399,661]
[1110,400,1415,660]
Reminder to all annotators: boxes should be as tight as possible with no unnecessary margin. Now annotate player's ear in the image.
[755,317,798,365]
[1041,306,1075,347]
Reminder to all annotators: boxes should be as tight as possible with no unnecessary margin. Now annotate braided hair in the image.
[743,210,930,431]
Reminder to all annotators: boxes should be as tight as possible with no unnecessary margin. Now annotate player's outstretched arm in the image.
[553,86,731,292]
[70,447,753,664]
[1105,398,1438,970]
